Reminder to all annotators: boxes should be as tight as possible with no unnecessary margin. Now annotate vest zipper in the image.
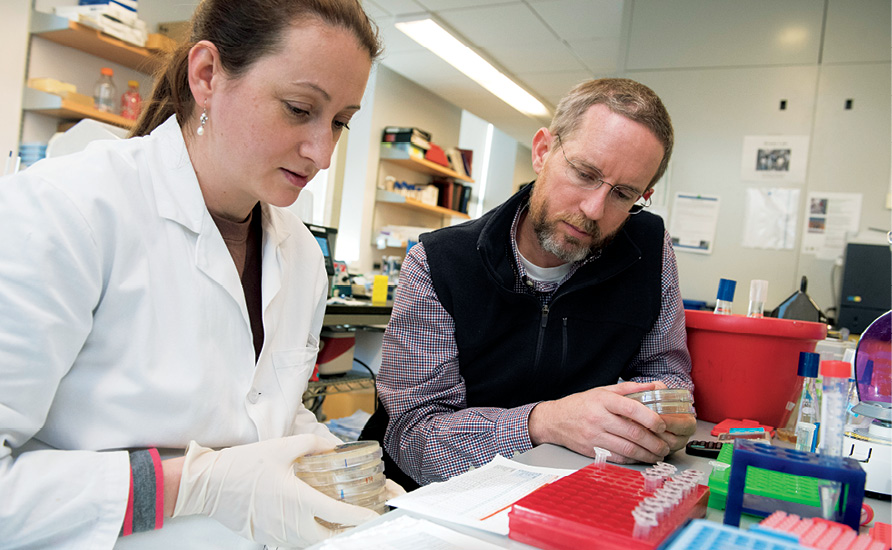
[561,317,568,368]
[534,304,549,366]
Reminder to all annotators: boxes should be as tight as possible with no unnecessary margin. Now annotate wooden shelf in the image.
[375,189,470,219]
[380,147,474,183]
[23,88,134,129]
[30,10,168,74]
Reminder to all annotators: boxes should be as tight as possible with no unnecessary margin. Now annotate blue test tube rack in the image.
[723,439,866,531]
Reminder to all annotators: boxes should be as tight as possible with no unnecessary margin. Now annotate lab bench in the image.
[307,420,891,549]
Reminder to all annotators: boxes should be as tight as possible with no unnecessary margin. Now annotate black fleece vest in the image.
[420,183,665,409]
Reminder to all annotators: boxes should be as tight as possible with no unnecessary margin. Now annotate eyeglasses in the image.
[554,134,651,214]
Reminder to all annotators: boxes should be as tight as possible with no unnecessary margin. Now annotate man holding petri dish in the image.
[363,78,697,489]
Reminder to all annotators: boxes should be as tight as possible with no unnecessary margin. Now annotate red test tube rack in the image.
[754,511,890,550]
[508,463,709,550]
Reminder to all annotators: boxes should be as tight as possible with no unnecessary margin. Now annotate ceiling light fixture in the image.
[395,17,551,119]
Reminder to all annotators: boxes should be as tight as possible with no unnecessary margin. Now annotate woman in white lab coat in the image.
[0,0,384,548]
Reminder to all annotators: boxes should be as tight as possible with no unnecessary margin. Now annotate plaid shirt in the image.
[378,205,692,485]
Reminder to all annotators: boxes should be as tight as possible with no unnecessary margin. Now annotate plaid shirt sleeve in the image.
[624,230,694,390]
[377,242,537,486]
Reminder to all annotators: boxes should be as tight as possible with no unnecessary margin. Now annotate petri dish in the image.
[647,401,695,414]
[297,460,385,485]
[295,440,382,472]
[311,473,387,501]
[626,389,693,405]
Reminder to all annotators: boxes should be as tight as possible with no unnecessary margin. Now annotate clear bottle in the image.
[93,67,117,113]
[713,278,736,315]
[819,360,850,457]
[776,352,821,451]
[120,80,142,120]
[747,279,768,318]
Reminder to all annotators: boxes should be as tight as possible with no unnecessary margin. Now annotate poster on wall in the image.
[800,192,862,260]
[740,135,809,183]
[741,187,800,249]
[668,193,720,254]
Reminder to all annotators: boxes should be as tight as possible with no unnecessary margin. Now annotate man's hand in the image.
[528,381,670,464]
[650,381,697,453]
[657,413,697,453]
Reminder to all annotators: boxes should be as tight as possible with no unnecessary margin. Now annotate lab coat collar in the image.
[147,115,293,250]
[147,115,207,234]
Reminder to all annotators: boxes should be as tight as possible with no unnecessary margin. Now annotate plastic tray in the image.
[508,463,709,550]
[661,519,807,550]
[754,511,887,550]
[294,441,382,472]
[707,442,827,512]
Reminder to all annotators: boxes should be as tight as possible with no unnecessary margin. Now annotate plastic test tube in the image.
[819,360,850,457]
[708,461,730,476]
[642,468,663,492]
[631,508,658,539]
[592,446,610,468]
[818,360,850,521]
[747,279,768,318]
[713,278,736,315]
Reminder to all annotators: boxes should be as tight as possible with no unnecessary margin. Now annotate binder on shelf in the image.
[458,148,473,177]
[445,148,469,179]
[383,126,432,142]
[459,184,472,214]
[382,130,430,151]
[432,178,454,210]
[424,143,450,168]
[451,183,464,214]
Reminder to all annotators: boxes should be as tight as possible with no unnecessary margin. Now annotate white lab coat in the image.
[0,116,338,549]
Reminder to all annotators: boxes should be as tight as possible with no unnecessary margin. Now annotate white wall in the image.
[623,0,891,318]
[479,125,520,216]
[513,143,536,191]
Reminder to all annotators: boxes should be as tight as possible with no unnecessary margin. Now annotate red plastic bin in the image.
[684,310,827,426]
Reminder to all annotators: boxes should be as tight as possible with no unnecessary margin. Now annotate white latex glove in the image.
[173,435,380,547]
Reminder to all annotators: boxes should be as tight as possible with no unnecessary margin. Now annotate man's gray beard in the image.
[533,212,627,263]
[537,224,598,263]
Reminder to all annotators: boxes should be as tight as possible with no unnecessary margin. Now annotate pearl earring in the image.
[197,102,208,136]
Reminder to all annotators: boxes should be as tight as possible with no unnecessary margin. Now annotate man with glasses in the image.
[363,78,695,489]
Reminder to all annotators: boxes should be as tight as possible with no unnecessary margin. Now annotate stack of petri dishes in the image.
[294,440,389,530]
[626,388,694,414]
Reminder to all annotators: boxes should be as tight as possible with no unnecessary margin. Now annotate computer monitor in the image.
[837,242,891,334]
[305,223,337,276]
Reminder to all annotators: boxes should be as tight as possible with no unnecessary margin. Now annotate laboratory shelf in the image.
[30,10,170,74]
[379,147,474,183]
[22,87,134,129]
[375,189,470,220]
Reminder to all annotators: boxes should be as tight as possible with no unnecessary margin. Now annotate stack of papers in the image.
[386,455,574,536]
[317,516,504,550]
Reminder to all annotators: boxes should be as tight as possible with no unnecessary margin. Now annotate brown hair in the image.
[130,0,382,137]
[549,78,673,187]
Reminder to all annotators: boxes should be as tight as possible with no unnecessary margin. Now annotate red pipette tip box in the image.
[711,418,776,438]
[508,463,710,550]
